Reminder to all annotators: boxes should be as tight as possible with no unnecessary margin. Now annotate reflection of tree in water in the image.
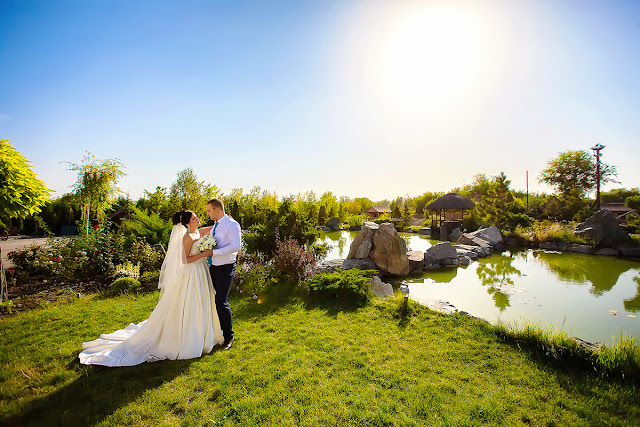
[476,253,522,311]
[624,276,640,312]
[336,236,347,257]
[535,251,634,296]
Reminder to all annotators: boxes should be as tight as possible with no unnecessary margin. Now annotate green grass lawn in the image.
[1,287,639,426]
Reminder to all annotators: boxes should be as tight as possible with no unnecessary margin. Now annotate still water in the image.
[320,231,640,344]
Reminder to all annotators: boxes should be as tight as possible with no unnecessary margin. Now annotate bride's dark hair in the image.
[172,210,193,227]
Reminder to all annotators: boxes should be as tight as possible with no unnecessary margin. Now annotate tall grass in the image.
[495,320,640,382]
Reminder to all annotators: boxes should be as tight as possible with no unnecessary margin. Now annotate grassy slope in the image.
[1,289,639,426]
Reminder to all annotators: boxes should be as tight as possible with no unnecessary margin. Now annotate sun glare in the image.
[365,3,498,116]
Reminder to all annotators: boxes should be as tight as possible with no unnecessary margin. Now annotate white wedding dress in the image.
[79,226,224,366]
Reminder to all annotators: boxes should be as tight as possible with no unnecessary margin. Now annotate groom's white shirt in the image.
[209,214,241,266]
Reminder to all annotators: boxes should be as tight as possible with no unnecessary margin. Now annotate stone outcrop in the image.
[457,226,503,255]
[347,222,378,259]
[565,244,592,254]
[370,276,394,298]
[369,223,410,276]
[614,244,640,258]
[574,209,632,246]
[347,222,409,276]
[439,225,449,241]
[595,248,618,256]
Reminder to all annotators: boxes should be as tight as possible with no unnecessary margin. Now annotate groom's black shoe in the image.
[221,338,234,350]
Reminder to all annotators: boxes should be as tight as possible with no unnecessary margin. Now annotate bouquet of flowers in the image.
[198,235,217,252]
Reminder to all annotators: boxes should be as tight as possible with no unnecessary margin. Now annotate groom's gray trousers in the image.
[210,262,235,342]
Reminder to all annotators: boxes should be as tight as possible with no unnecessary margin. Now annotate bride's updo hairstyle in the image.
[172,210,193,228]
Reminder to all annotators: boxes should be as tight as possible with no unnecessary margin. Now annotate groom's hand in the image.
[201,249,213,258]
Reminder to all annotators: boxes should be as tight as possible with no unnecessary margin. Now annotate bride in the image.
[79,210,224,366]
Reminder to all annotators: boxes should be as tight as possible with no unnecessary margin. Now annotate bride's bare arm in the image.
[198,226,213,237]
[183,234,213,264]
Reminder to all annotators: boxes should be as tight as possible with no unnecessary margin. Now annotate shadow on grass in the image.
[3,357,195,426]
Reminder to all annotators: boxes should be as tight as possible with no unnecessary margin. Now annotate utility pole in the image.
[591,143,605,210]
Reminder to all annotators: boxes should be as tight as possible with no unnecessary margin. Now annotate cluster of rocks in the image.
[421,226,504,271]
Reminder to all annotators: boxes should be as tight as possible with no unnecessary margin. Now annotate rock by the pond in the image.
[424,242,459,268]
[457,255,471,266]
[325,217,342,231]
[349,224,362,231]
[449,227,463,242]
[417,227,431,236]
[370,276,394,298]
[407,251,425,273]
[439,225,449,241]
[457,234,493,256]
[320,226,332,232]
[466,225,503,246]
[565,244,592,254]
[317,258,376,274]
[595,248,619,256]
[574,209,632,247]
[369,223,410,276]
[539,242,559,251]
[347,221,378,259]
[614,243,640,258]
[453,245,480,260]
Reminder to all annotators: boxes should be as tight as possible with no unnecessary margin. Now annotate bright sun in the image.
[365,2,498,115]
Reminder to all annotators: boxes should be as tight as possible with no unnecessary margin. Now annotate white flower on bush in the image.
[197,235,217,252]
[34,260,39,265]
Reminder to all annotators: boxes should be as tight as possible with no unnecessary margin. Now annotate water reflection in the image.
[624,276,640,312]
[476,251,522,311]
[425,268,458,283]
[535,251,634,295]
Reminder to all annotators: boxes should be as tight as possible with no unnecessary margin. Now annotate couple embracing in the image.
[79,199,242,366]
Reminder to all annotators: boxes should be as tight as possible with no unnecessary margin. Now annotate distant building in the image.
[366,206,391,219]
[601,203,635,224]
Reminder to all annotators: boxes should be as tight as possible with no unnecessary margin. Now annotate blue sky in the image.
[1,0,639,201]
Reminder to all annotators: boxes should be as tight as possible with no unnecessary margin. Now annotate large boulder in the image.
[370,276,394,298]
[325,217,342,231]
[369,223,410,276]
[424,242,459,267]
[574,209,632,247]
[457,226,502,254]
[347,221,378,259]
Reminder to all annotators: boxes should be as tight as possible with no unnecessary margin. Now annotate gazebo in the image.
[426,193,475,229]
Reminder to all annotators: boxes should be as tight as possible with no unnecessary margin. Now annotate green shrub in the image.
[0,300,15,314]
[306,269,375,305]
[109,277,141,294]
[126,237,163,273]
[140,270,160,285]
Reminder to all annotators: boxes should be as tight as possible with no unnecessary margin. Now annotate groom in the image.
[201,198,242,350]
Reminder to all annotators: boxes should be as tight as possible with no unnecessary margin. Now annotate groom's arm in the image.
[211,222,241,256]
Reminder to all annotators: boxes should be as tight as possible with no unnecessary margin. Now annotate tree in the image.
[169,168,220,222]
[66,152,126,233]
[0,139,51,221]
[538,150,618,197]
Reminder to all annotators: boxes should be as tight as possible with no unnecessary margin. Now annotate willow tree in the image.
[66,152,126,234]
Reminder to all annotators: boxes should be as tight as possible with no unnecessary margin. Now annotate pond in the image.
[320,231,640,344]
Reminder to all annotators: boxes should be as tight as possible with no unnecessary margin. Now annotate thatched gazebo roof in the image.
[426,193,475,210]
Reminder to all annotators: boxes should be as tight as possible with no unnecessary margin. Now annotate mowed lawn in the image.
[1,288,639,426]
